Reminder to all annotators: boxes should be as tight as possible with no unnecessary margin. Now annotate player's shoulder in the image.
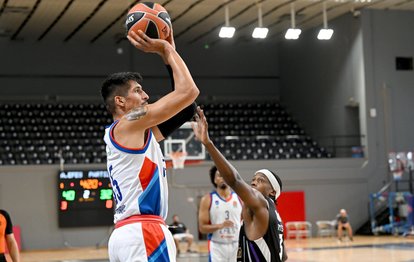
[202,192,213,200]
[200,192,213,205]
[251,188,269,207]
[116,117,149,133]
[251,187,265,198]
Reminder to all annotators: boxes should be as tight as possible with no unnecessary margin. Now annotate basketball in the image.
[126,2,172,40]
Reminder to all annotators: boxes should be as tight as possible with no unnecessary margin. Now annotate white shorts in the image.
[108,215,176,262]
[208,240,238,262]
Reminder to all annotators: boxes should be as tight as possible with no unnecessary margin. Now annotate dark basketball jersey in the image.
[237,197,284,262]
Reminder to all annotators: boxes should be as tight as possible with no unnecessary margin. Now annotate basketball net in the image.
[169,151,187,169]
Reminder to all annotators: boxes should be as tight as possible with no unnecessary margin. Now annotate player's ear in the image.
[114,96,126,107]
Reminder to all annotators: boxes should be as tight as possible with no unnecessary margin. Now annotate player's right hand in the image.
[127,30,173,57]
[222,220,234,228]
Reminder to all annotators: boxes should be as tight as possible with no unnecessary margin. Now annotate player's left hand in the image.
[192,106,211,145]
[165,27,175,50]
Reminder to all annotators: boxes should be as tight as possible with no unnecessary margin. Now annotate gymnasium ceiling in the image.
[0,0,413,46]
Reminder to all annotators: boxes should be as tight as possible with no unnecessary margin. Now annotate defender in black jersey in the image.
[192,107,287,262]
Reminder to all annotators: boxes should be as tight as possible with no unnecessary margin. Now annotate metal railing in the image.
[316,134,365,158]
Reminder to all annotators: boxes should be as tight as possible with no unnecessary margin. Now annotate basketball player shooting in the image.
[101,28,199,261]
[192,107,287,262]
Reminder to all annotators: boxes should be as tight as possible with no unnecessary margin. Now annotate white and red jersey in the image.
[208,191,242,244]
[103,121,168,224]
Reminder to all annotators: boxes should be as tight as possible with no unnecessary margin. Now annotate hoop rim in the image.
[169,151,187,169]
[169,151,188,158]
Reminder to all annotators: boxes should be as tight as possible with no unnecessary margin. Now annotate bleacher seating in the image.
[202,102,330,161]
[0,102,111,165]
[0,101,330,165]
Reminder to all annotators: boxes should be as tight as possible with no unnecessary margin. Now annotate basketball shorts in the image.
[108,215,176,262]
[208,240,238,262]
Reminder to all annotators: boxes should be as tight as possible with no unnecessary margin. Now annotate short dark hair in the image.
[209,166,218,187]
[101,72,143,114]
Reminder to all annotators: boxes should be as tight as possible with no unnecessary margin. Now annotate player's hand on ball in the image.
[165,27,175,50]
[127,30,172,56]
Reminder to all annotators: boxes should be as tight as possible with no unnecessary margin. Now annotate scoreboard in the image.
[58,170,114,228]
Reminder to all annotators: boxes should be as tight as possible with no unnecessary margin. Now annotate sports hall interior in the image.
[0,1,414,261]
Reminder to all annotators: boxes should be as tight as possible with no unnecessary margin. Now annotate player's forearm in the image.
[204,141,241,188]
[8,241,20,262]
[164,47,199,99]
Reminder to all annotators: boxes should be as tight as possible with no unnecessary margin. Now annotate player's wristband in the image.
[158,102,197,138]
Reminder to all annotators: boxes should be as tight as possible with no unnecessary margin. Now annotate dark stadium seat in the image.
[0,101,330,165]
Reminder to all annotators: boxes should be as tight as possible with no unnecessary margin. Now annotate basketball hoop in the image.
[169,151,187,169]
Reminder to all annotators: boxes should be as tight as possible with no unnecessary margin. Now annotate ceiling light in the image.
[219,27,235,38]
[317,29,334,40]
[317,1,334,40]
[285,28,301,40]
[285,3,301,40]
[219,2,235,38]
[252,28,269,39]
[252,3,268,39]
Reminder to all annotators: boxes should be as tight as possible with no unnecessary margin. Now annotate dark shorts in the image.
[0,253,6,262]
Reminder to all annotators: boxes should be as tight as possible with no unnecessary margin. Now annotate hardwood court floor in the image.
[19,236,414,262]
[286,236,414,262]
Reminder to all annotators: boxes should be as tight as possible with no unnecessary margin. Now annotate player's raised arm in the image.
[153,27,197,141]
[125,30,199,130]
[192,107,266,211]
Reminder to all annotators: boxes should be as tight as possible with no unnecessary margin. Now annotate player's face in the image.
[125,81,149,110]
[250,173,273,196]
[215,171,227,189]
